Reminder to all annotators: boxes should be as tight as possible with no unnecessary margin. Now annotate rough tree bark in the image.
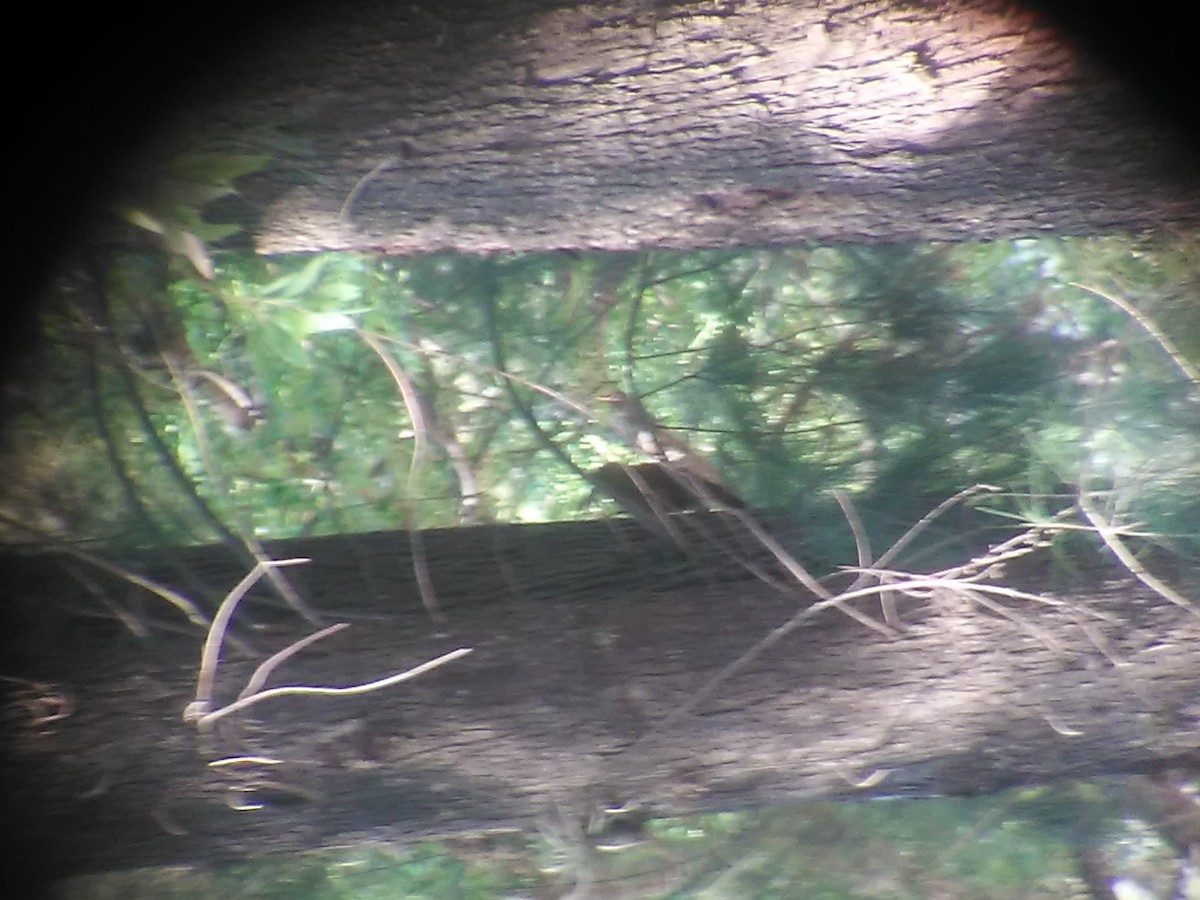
[3,516,1198,877]
[9,0,1200,888]
[180,0,1200,254]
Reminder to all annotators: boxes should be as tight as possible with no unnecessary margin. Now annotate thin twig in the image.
[621,570,1084,756]
[208,756,283,768]
[833,489,900,626]
[722,504,894,635]
[932,510,1071,581]
[378,328,601,422]
[247,540,323,624]
[357,328,445,624]
[873,484,1002,571]
[720,505,898,636]
[87,264,321,625]
[237,623,350,700]
[196,647,473,725]
[933,581,1065,653]
[62,560,151,638]
[833,489,872,576]
[162,353,220,499]
[186,558,310,722]
[78,311,157,531]
[0,515,210,630]
[1077,492,1198,617]
[612,462,699,547]
[338,157,400,224]
[848,571,1073,610]
[1070,282,1200,387]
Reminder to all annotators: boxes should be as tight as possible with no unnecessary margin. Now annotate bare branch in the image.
[183,559,471,728]
[1077,491,1199,617]
[195,647,474,726]
[357,327,444,624]
[338,156,401,224]
[0,515,210,630]
[874,484,1002,571]
[724,507,830,602]
[833,489,872,575]
[624,564,1091,757]
[237,623,351,701]
[833,489,902,627]
[208,756,284,768]
[185,558,310,722]
[1070,282,1200,388]
[62,560,151,638]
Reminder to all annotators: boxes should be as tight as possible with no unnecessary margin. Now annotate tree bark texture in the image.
[3,515,1199,877]
[187,0,1200,254]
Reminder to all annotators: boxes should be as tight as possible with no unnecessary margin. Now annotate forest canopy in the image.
[5,234,1199,576]
[7,227,1200,899]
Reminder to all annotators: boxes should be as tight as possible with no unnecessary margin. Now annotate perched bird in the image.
[593,390,746,528]
[597,390,725,486]
[593,461,745,518]
[598,390,672,459]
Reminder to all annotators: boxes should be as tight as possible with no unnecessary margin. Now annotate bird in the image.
[598,389,671,458]
[593,461,745,517]
[593,390,746,524]
[597,389,725,486]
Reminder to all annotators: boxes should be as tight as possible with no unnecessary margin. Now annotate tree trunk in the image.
[181,0,1200,254]
[3,515,1198,878]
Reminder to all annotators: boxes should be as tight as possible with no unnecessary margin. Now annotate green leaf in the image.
[301,310,359,335]
[261,256,329,299]
[321,282,364,304]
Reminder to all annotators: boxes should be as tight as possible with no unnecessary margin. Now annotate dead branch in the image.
[194,647,473,726]
[185,558,310,723]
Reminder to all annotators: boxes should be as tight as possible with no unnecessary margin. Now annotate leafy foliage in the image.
[5,237,1200,569]
[8,233,1200,899]
[60,789,1139,899]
